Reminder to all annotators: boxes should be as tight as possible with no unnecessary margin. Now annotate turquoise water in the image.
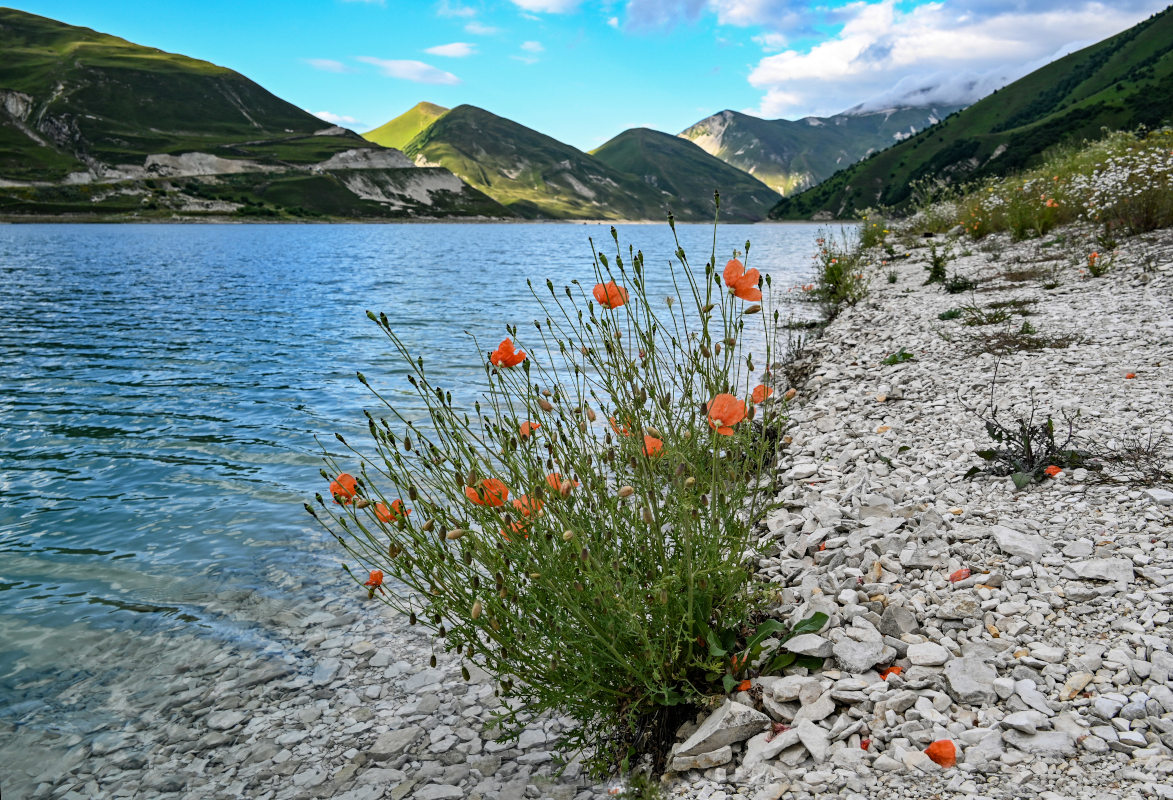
[0,221,829,726]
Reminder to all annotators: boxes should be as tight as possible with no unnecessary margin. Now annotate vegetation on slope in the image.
[771,6,1173,220]
[363,102,449,152]
[401,104,668,219]
[590,127,780,222]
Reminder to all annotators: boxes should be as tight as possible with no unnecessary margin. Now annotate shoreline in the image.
[0,215,832,226]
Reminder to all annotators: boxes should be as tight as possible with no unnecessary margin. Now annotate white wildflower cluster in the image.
[1072,130,1173,228]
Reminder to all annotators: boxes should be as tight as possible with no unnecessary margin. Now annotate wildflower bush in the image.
[810,228,869,317]
[310,217,804,775]
[943,128,1173,240]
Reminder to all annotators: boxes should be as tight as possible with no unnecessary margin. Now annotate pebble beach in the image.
[6,220,1172,800]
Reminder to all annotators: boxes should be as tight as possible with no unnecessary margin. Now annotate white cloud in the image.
[357,57,461,85]
[507,0,582,12]
[465,21,501,34]
[607,16,620,28]
[751,31,787,51]
[310,111,360,126]
[304,58,350,73]
[425,42,477,57]
[511,55,540,65]
[520,40,545,53]
[743,0,1168,118]
[436,0,476,17]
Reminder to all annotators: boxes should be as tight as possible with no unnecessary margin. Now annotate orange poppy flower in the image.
[364,569,384,598]
[490,339,527,368]
[329,473,358,504]
[1043,465,1062,477]
[707,393,746,435]
[593,281,629,309]
[722,258,762,302]
[545,473,579,494]
[949,568,971,583]
[752,385,774,404]
[924,739,956,768]
[860,738,871,751]
[879,666,902,680]
[512,495,544,519]
[643,435,664,457]
[737,679,752,692]
[519,420,541,438]
[1124,372,1136,379]
[375,499,410,523]
[609,416,633,437]
[465,478,509,507]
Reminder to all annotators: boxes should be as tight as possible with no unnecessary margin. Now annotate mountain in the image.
[364,102,449,151]
[0,9,509,219]
[590,127,779,222]
[679,106,960,196]
[399,104,676,220]
[771,6,1173,219]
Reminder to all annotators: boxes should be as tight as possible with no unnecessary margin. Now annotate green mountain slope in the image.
[0,8,510,219]
[771,6,1173,219]
[590,127,779,222]
[363,102,449,151]
[401,104,668,219]
[679,106,959,196]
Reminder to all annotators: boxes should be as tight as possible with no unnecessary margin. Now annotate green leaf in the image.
[762,650,796,675]
[745,619,789,653]
[897,445,911,453]
[963,466,981,479]
[975,449,998,461]
[705,627,728,658]
[794,655,824,670]
[722,674,739,693]
[1011,472,1033,490]
[785,612,828,640]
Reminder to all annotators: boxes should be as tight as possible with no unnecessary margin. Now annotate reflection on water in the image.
[0,221,833,733]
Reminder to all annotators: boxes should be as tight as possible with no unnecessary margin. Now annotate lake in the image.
[0,221,834,763]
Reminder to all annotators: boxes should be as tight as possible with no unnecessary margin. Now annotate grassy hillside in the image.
[591,127,779,222]
[0,8,386,179]
[364,102,449,151]
[679,106,958,196]
[772,6,1173,219]
[401,104,668,219]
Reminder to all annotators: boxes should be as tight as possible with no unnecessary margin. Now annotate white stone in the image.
[992,525,1048,560]
[677,701,770,756]
[908,642,950,666]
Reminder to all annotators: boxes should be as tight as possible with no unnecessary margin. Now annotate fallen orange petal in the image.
[880,666,902,680]
[925,739,956,768]
[949,568,972,583]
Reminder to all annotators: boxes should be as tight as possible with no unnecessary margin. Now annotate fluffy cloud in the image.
[425,42,477,57]
[356,57,461,85]
[507,0,582,12]
[465,21,501,35]
[520,40,545,53]
[304,58,350,73]
[310,111,360,126]
[436,0,476,17]
[744,0,1168,117]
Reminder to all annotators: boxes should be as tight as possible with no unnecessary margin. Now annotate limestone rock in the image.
[676,701,770,757]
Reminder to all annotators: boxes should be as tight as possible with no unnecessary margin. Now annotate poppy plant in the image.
[751,385,774,404]
[609,416,633,437]
[545,473,578,494]
[722,258,762,302]
[465,478,509,507]
[592,281,629,310]
[707,393,746,435]
[375,499,410,523]
[643,435,663,457]
[329,473,358,504]
[513,495,544,519]
[519,421,541,438]
[489,339,526,368]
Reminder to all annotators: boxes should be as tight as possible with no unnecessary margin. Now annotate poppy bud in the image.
[529,572,541,579]
[744,304,761,314]
[617,486,635,498]
[579,421,587,432]
[563,530,575,541]
[538,398,554,412]
[472,600,482,619]
[446,529,464,540]
[462,666,471,681]
[430,654,437,667]
[560,480,573,497]
[354,499,370,509]
[684,477,696,489]
[580,547,589,562]
[408,486,419,500]
[700,344,711,358]
[409,611,417,625]
[498,588,507,598]
[646,426,661,438]
[701,303,714,313]
[404,437,412,451]
[714,343,722,356]
[586,407,597,422]
[725,337,736,347]
[642,507,654,524]
[422,519,434,532]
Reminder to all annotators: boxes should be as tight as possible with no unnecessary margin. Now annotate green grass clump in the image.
[811,229,870,316]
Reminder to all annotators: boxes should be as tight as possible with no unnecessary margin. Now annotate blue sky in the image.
[10,0,1169,150]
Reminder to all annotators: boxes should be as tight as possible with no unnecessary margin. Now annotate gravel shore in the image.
[5,221,1170,800]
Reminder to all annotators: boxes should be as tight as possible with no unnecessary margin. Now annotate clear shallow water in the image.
[0,221,830,728]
